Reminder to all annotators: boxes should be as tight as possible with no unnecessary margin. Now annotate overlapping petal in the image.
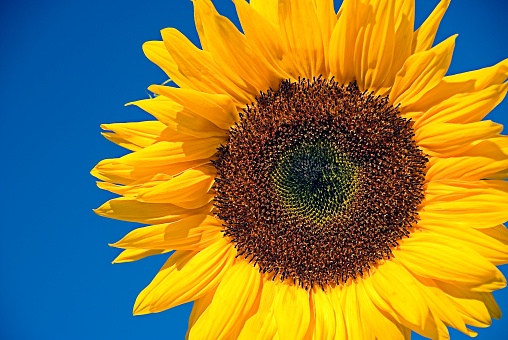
[237,279,278,340]
[272,282,311,339]
[395,232,506,292]
[110,214,222,251]
[189,260,261,339]
[134,238,235,315]
[94,197,212,224]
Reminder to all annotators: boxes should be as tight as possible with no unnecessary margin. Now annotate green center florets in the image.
[271,142,359,223]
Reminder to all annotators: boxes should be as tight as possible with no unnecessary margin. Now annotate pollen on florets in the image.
[213,77,427,289]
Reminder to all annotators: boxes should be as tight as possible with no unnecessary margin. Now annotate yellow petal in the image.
[339,282,371,339]
[91,160,142,185]
[470,135,508,153]
[273,282,311,340]
[415,120,503,156]
[331,0,413,89]
[277,0,326,78]
[341,279,408,340]
[412,0,450,53]
[329,0,370,84]
[355,280,409,339]
[160,28,251,105]
[146,86,239,130]
[187,289,215,337]
[239,311,277,340]
[417,224,508,266]
[366,260,437,338]
[409,276,477,337]
[136,165,215,207]
[232,0,295,80]
[193,0,278,93]
[192,0,210,52]
[390,35,456,107]
[326,287,347,339]
[314,0,336,70]
[445,58,508,91]
[128,96,227,139]
[94,197,212,224]
[355,0,396,94]
[480,224,508,246]
[238,279,278,340]
[134,238,235,314]
[430,136,508,180]
[142,41,195,90]
[482,292,502,320]
[311,287,335,340]
[395,232,506,292]
[91,158,207,186]
[390,0,415,83]
[403,58,508,114]
[250,0,279,26]
[100,121,167,151]
[189,260,261,339]
[422,180,508,229]
[96,173,174,197]
[415,82,508,128]
[134,250,194,314]
[426,155,508,182]
[113,139,221,168]
[112,248,169,263]
[433,280,494,328]
[100,134,141,151]
[110,214,222,251]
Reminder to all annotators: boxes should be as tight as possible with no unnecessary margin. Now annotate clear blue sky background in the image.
[1,0,507,339]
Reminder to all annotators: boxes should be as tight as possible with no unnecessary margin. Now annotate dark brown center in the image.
[213,78,427,289]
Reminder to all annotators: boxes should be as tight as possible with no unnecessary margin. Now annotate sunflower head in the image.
[92,0,508,338]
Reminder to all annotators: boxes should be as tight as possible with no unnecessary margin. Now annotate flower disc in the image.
[215,78,428,289]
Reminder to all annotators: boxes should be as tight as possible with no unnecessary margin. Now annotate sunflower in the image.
[91,0,508,338]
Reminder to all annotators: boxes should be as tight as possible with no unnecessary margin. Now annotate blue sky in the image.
[1,0,507,339]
